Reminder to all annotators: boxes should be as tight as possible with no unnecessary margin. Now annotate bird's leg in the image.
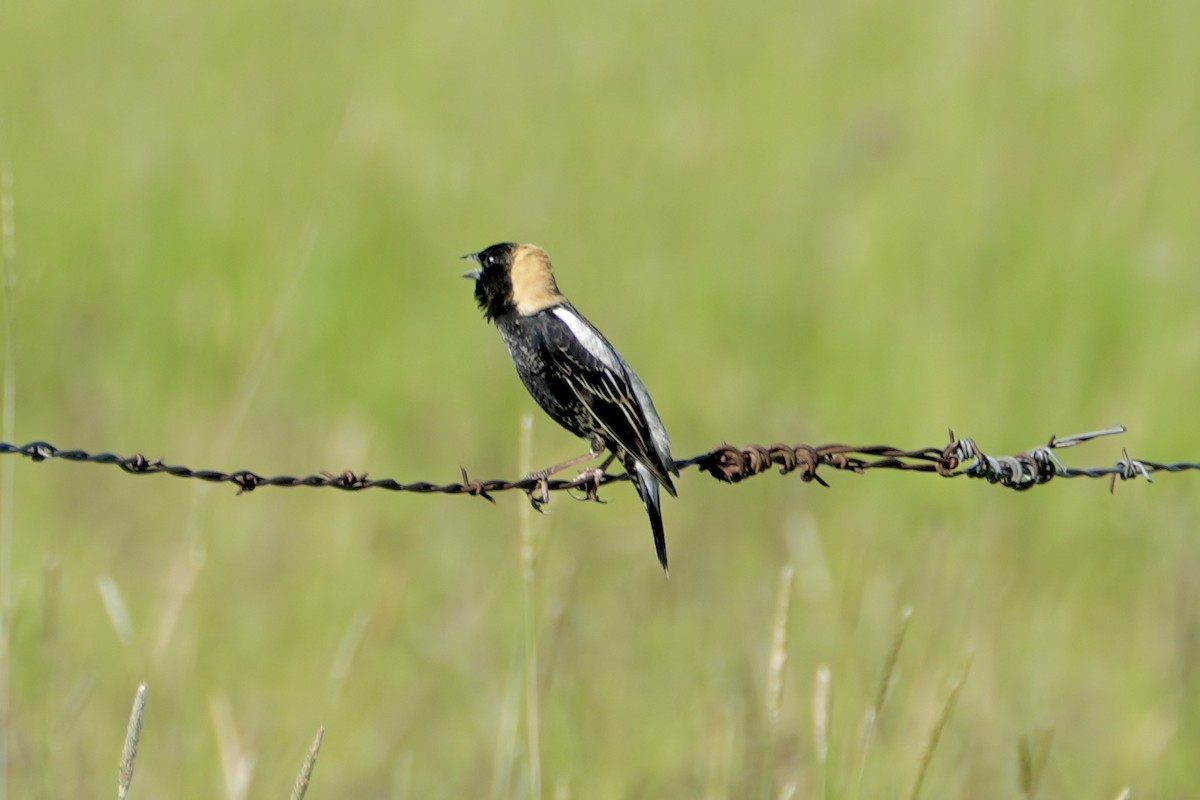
[583,451,617,479]
[525,435,606,508]
[528,436,606,480]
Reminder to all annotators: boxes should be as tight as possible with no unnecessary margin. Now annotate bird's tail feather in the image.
[631,459,668,574]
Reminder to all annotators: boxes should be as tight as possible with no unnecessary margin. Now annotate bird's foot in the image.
[567,467,607,503]
[523,471,551,512]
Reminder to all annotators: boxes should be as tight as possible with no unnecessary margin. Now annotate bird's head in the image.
[463,242,563,321]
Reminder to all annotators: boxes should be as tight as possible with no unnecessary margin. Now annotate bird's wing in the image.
[540,305,676,490]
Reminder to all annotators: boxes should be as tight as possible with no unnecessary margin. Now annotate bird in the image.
[463,242,678,571]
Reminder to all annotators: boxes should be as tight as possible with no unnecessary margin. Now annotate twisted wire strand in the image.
[1,426,1193,506]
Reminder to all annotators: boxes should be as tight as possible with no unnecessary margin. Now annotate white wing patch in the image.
[552,307,621,373]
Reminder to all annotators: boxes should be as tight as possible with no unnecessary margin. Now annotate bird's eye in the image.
[486,255,498,266]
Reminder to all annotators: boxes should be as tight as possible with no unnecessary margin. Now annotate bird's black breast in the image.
[495,310,595,439]
[494,305,674,493]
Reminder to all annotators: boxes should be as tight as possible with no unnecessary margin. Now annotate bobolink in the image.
[464,242,678,571]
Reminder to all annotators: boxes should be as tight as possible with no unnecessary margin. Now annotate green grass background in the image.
[2,0,1199,795]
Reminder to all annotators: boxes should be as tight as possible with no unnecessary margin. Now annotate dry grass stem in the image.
[872,606,912,715]
[289,725,325,800]
[762,564,794,799]
[328,611,370,702]
[518,414,542,800]
[490,660,522,799]
[210,695,256,800]
[908,652,973,800]
[117,683,148,800]
[854,606,913,797]
[217,220,321,458]
[97,576,135,645]
[813,665,831,800]
[154,221,319,662]
[152,536,206,660]
[766,565,795,730]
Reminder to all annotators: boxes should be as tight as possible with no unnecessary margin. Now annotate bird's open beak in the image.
[461,252,482,280]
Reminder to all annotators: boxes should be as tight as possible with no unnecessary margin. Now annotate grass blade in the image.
[518,414,542,800]
[290,726,325,800]
[762,564,794,799]
[117,683,147,800]
[909,652,972,800]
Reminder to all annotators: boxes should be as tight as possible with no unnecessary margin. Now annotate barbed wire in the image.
[1,426,1197,509]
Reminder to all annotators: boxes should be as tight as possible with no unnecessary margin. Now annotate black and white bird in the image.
[464,242,678,571]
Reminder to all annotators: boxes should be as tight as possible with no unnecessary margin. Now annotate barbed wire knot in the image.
[459,467,495,503]
[792,445,829,486]
[23,441,56,462]
[119,453,160,474]
[1110,449,1152,493]
[230,471,263,494]
[703,443,747,483]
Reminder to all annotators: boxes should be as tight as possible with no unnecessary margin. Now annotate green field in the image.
[2,0,1199,795]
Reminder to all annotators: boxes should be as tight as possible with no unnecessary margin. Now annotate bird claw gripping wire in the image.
[524,474,551,512]
[566,467,607,503]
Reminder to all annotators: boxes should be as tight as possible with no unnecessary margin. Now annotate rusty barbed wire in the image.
[1,426,1197,509]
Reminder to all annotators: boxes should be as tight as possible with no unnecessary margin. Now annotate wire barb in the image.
[459,467,496,503]
[0,428,1195,508]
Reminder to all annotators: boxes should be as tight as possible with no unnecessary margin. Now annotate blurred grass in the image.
[2,0,1199,795]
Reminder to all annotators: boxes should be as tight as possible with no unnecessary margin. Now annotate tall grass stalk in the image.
[97,577,135,645]
[763,564,794,800]
[210,695,256,800]
[909,652,973,800]
[812,665,831,800]
[489,659,521,799]
[289,725,324,800]
[853,606,913,798]
[153,222,320,660]
[518,414,542,799]
[328,611,370,704]
[117,683,147,800]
